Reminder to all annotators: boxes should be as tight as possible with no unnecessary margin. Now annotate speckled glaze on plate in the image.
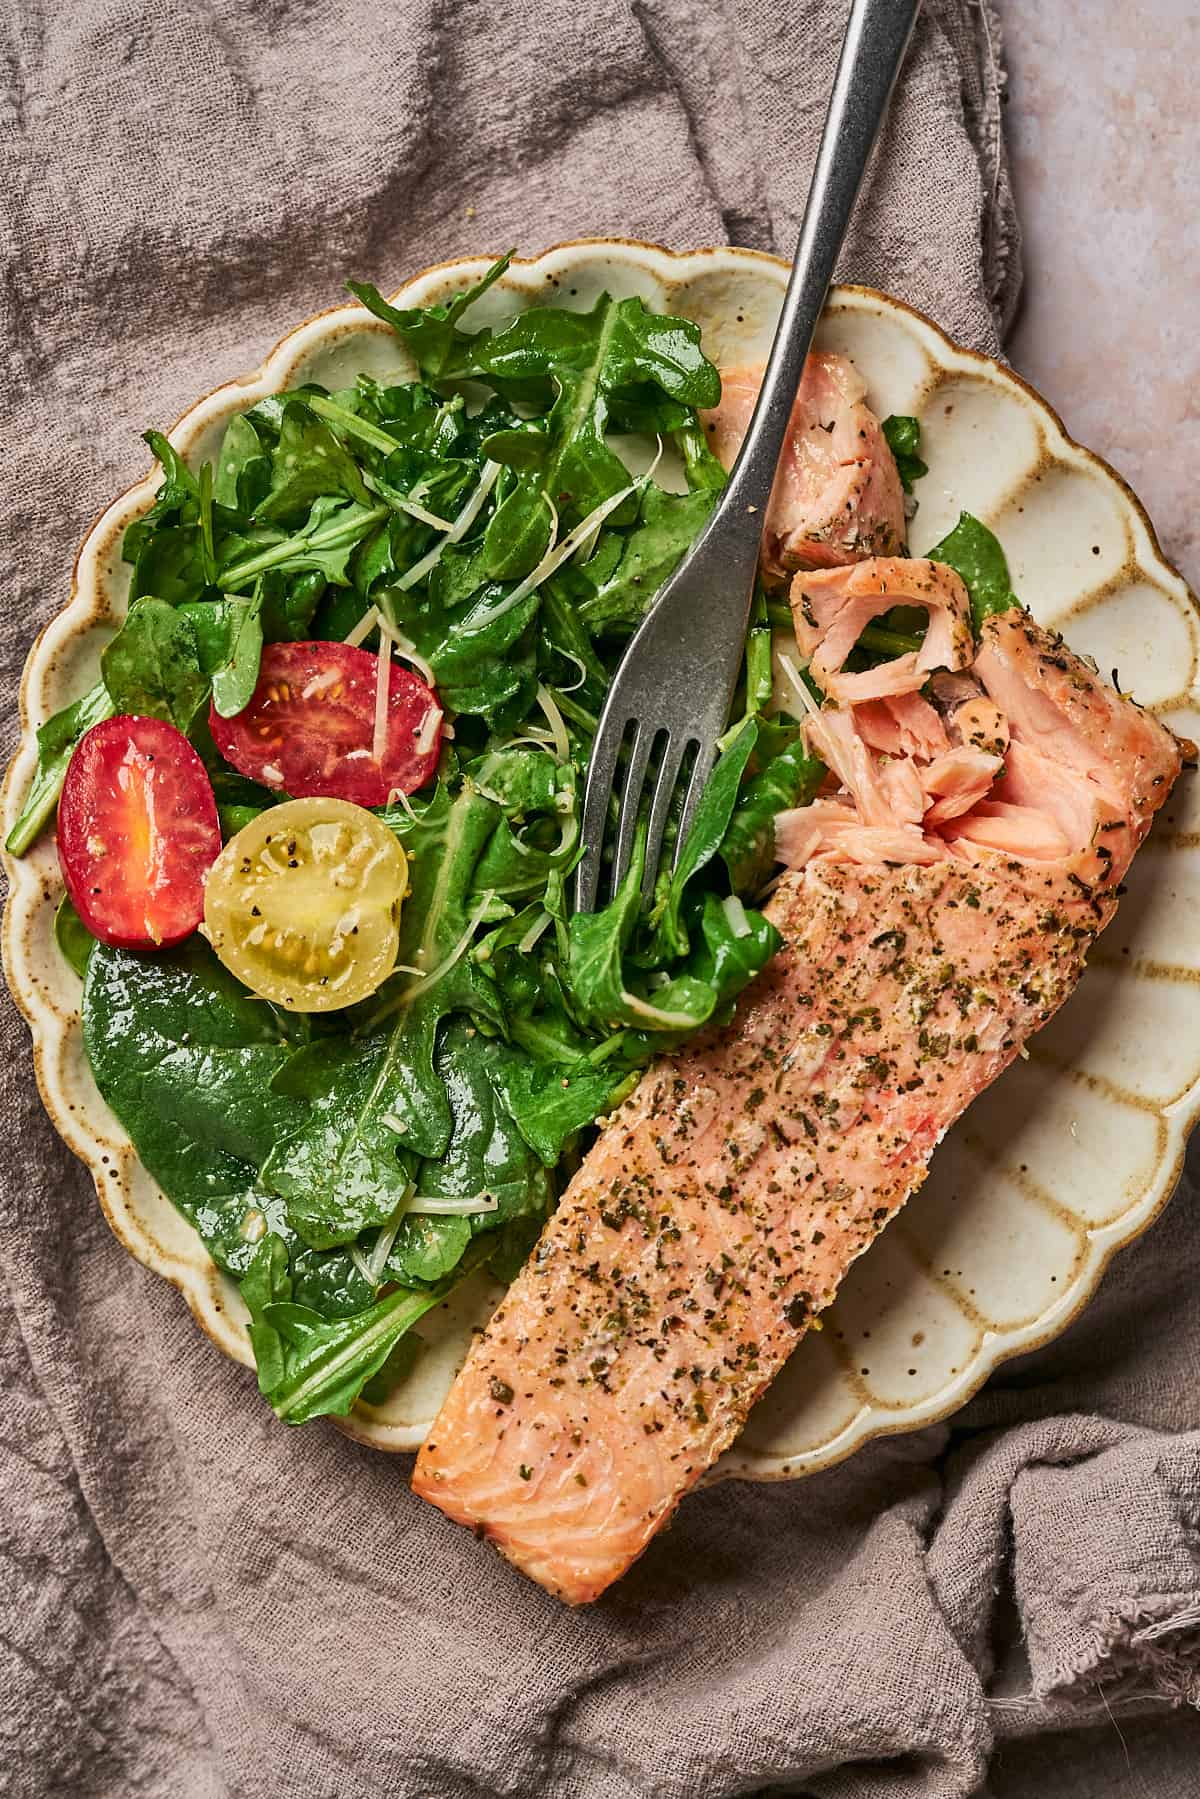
[4,240,1198,1478]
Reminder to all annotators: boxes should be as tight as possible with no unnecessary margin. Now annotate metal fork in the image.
[575,0,922,912]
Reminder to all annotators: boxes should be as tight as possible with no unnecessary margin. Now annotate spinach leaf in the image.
[82,938,304,1274]
[722,727,826,895]
[213,413,271,514]
[264,790,502,1200]
[256,401,373,523]
[577,483,718,637]
[6,681,116,856]
[209,591,265,718]
[100,597,209,729]
[54,896,95,978]
[881,415,929,494]
[928,510,1020,628]
[261,1036,415,1250]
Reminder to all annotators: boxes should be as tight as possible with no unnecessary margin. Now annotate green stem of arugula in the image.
[548,689,598,734]
[304,394,406,457]
[221,502,388,589]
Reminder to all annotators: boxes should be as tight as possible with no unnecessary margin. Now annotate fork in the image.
[574,0,923,912]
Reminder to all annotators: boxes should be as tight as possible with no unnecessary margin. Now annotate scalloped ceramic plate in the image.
[5,240,1199,1479]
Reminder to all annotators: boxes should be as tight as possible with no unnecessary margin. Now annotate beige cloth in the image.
[2,3,1198,1795]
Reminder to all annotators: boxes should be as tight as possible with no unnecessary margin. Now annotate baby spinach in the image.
[929,510,1020,628]
[882,414,928,494]
[100,597,210,729]
[82,938,304,1275]
[54,897,95,979]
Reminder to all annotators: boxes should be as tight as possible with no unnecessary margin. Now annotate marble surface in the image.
[1004,0,1198,586]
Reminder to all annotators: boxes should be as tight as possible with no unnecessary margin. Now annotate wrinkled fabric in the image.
[1,3,1197,1796]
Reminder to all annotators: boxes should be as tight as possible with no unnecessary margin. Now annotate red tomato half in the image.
[209,642,442,806]
[58,715,221,949]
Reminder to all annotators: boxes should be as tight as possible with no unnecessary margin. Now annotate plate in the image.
[4,239,1199,1478]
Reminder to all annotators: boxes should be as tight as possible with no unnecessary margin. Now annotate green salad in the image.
[12,254,1015,1427]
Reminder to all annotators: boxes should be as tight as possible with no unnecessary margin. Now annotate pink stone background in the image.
[1004,1,1197,586]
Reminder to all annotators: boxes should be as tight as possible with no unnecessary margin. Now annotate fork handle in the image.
[722,0,923,523]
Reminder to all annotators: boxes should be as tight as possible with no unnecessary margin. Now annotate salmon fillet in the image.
[701,356,906,580]
[413,613,1183,1603]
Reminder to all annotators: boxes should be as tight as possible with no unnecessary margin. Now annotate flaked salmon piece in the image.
[413,615,1182,1603]
[921,747,1004,826]
[701,356,906,580]
[790,558,975,704]
[775,799,947,867]
[854,692,949,760]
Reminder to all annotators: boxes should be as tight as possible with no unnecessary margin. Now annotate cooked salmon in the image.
[701,356,906,580]
[413,610,1183,1603]
[790,557,976,704]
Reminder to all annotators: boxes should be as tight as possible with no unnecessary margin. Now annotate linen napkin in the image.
[2,4,1198,1796]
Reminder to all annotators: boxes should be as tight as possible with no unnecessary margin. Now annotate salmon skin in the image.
[413,614,1183,1603]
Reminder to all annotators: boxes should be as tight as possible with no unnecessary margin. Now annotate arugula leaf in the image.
[487,1044,625,1166]
[220,496,387,591]
[100,597,209,729]
[54,896,95,979]
[6,681,116,856]
[652,718,758,959]
[722,725,826,894]
[465,295,719,531]
[882,414,928,494]
[347,253,513,384]
[682,891,781,1009]
[241,1232,293,1393]
[928,510,1020,628]
[564,834,646,1031]
[123,431,199,564]
[255,401,373,524]
[482,480,556,580]
[245,1249,456,1424]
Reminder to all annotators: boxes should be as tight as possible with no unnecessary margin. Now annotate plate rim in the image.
[4,235,1198,1478]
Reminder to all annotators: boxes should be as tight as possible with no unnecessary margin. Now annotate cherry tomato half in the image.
[58,715,221,949]
[209,641,442,807]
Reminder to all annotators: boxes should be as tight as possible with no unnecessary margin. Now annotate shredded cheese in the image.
[722,894,752,939]
[413,705,443,758]
[534,684,570,761]
[372,630,392,767]
[460,480,641,635]
[395,459,502,591]
[407,1192,499,1217]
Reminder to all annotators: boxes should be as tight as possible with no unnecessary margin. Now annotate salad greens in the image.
[62,260,792,1424]
[22,263,1023,1429]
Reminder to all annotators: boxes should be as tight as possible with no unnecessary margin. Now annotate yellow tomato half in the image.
[204,798,407,1012]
